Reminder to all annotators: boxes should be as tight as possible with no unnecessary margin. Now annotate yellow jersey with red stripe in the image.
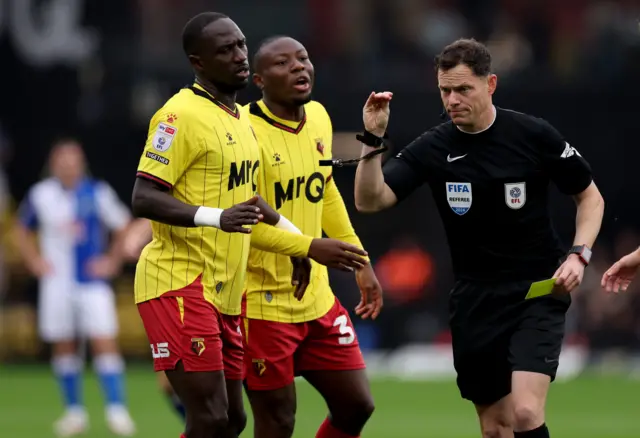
[135,84,259,315]
[245,100,366,323]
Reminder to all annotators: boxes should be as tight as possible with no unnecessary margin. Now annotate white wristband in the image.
[194,206,224,228]
[275,215,301,234]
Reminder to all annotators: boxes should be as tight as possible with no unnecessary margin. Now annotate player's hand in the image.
[307,239,368,272]
[122,231,150,261]
[220,196,264,234]
[290,257,312,301]
[601,250,640,293]
[363,91,393,137]
[254,196,280,226]
[553,255,585,294]
[87,255,121,279]
[354,263,383,320]
[28,256,53,278]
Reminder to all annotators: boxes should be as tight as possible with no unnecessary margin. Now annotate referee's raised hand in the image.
[363,91,393,137]
[601,248,640,293]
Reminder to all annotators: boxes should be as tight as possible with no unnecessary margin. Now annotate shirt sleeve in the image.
[382,132,430,202]
[250,222,313,258]
[538,119,593,195]
[136,109,199,189]
[321,176,369,262]
[96,182,131,231]
[17,190,38,230]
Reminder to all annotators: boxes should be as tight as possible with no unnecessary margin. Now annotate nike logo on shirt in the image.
[447,154,467,162]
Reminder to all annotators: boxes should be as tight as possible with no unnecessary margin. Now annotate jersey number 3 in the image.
[333,315,355,345]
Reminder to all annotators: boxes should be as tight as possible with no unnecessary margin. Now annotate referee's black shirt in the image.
[383,107,593,282]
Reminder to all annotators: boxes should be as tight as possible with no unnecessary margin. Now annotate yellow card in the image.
[525,278,557,300]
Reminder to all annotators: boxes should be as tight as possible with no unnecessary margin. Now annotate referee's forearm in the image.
[354,148,386,212]
[572,184,605,248]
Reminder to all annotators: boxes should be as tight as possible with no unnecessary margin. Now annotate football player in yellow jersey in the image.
[242,36,384,438]
[131,13,369,438]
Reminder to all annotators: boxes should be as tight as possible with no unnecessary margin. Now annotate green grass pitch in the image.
[1,364,639,437]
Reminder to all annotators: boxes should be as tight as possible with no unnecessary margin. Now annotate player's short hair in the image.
[435,38,492,77]
[182,12,229,56]
[252,35,289,72]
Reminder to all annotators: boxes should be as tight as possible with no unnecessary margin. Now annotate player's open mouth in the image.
[293,76,311,92]
[236,66,250,79]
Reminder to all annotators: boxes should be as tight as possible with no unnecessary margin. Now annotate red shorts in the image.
[241,299,365,390]
[137,277,244,379]
[220,313,244,380]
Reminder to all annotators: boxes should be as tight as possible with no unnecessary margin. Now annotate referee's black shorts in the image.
[449,278,570,406]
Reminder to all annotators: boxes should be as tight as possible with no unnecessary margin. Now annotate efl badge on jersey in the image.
[252,358,267,377]
[505,182,526,209]
[446,182,472,215]
[316,139,325,156]
[191,338,206,356]
[153,123,177,152]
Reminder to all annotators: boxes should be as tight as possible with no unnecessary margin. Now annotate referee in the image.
[354,39,604,438]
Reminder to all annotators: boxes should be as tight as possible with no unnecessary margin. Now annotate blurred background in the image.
[1,0,640,437]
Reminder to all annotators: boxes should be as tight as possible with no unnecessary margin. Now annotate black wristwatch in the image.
[568,245,592,266]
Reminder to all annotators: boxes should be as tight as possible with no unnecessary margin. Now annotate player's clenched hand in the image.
[290,257,312,301]
[220,196,264,234]
[354,263,383,320]
[601,250,640,293]
[553,255,585,294]
[307,239,368,272]
[363,91,393,137]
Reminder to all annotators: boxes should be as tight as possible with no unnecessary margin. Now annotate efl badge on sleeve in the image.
[504,182,526,210]
[446,182,472,215]
[153,123,177,152]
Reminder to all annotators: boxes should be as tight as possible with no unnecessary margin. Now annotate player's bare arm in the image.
[354,91,399,212]
[12,222,53,277]
[122,218,152,261]
[602,246,640,293]
[132,177,263,233]
[553,181,604,293]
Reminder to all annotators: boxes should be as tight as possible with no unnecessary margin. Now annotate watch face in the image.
[582,246,592,263]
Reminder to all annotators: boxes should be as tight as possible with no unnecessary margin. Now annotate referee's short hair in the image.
[435,38,492,77]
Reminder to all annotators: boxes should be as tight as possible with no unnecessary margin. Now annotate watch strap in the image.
[569,245,591,266]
